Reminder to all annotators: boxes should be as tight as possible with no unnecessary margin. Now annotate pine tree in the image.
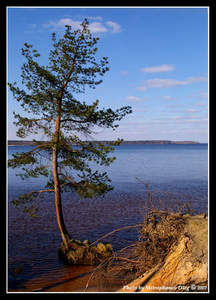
[8,19,132,249]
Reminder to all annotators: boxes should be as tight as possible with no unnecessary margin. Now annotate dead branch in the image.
[84,256,114,292]
[112,256,140,264]
[90,224,143,247]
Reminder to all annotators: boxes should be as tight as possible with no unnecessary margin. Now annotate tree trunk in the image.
[52,60,78,249]
[52,101,71,249]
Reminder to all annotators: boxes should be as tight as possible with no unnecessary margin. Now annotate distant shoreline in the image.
[8,140,202,146]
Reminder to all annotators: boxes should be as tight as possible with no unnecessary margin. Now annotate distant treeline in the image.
[8,140,200,146]
[121,140,200,144]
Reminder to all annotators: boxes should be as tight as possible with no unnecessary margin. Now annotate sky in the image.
[7,7,208,142]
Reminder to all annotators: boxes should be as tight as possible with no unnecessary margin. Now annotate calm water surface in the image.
[8,143,208,290]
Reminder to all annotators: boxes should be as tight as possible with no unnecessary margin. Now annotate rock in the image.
[83,240,90,246]
[118,214,208,292]
[105,243,113,252]
[58,239,113,266]
[97,242,107,253]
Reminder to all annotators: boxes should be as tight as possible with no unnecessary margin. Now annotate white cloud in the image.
[88,22,108,33]
[43,18,81,30]
[125,96,151,102]
[87,16,103,21]
[43,18,121,34]
[168,115,182,120]
[186,119,207,123]
[185,108,200,113]
[126,96,142,102]
[163,95,176,100]
[186,77,207,84]
[137,76,206,91]
[141,64,175,73]
[106,21,122,33]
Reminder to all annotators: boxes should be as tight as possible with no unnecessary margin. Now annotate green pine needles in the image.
[8,19,132,247]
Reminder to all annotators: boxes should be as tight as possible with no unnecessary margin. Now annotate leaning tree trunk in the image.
[52,101,71,249]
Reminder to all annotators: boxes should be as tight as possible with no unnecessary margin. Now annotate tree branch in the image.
[58,173,78,187]
[28,188,55,195]
[90,224,143,246]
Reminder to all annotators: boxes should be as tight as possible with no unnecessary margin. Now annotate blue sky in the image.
[7,7,208,142]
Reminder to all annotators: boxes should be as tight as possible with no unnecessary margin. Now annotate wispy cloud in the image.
[169,116,183,120]
[106,21,122,33]
[125,96,151,102]
[163,95,176,100]
[141,64,175,73]
[187,118,208,123]
[195,102,207,107]
[43,18,81,30]
[189,91,208,99]
[125,96,142,102]
[137,76,206,91]
[87,16,103,21]
[185,108,200,113]
[88,22,108,33]
[43,18,121,34]
[166,115,206,123]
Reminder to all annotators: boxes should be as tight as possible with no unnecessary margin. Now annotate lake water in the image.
[7,143,208,291]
